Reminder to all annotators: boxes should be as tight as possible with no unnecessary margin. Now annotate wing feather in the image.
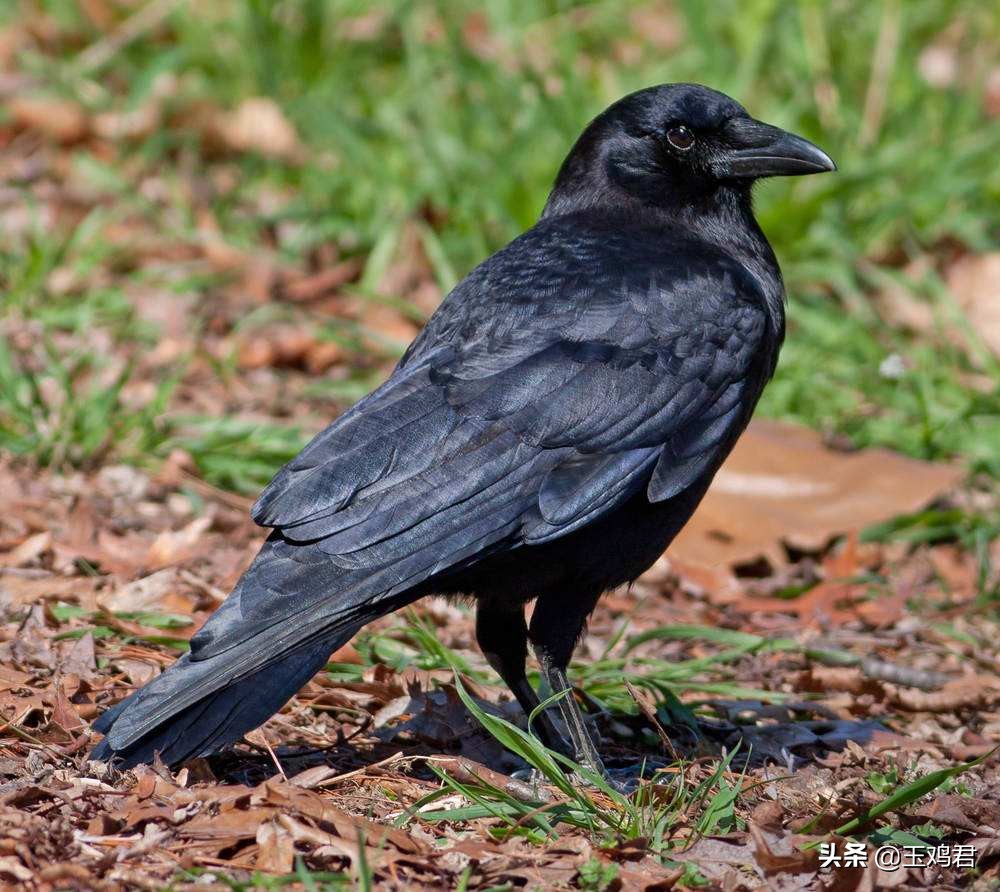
[241,222,771,636]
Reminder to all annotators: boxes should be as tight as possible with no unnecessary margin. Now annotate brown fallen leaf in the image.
[748,822,818,874]
[112,657,159,686]
[177,806,275,844]
[890,675,1000,713]
[8,96,88,143]
[360,303,422,353]
[628,2,683,50]
[276,812,362,865]
[255,780,424,855]
[147,516,213,569]
[0,855,33,883]
[49,688,85,733]
[97,567,190,613]
[796,666,887,698]
[874,255,936,336]
[908,794,1000,834]
[214,97,303,161]
[0,572,95,610]
[237,327,342,373]
[60,632,96,678]
[671,835,756,883]
[987,66,1000,118]
[283,258,363,302]
[0,531,52,568]
[669,419,962,571]
[659,553,744,604]
[0,665,32,692]
[946,252,1000,358]
[256,817,296,873]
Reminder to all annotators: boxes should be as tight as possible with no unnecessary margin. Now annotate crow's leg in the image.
[475,601,565,753]
[527,591,608,780]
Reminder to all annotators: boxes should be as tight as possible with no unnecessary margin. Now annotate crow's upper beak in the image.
[715,119,836,179]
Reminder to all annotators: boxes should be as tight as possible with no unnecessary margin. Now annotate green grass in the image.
[391,635,993,863]
[399,662,749,861]
[2,1,999,490]
[169,861,350,891]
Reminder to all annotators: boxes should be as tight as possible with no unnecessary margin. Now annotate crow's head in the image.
[545,83,835,215]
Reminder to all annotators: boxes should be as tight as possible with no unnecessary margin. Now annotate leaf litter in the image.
[0,426,996,889]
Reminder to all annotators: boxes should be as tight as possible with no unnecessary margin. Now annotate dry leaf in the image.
[9,96,88,143]
[147,516,213,569]
[283,259,362,301]
[113,657,160,686]
[50,687,84,732]
[669,420,962,570]
[256,818,296,873]
[628,2,684,50]
[217,97,302,161]
[0,531,52,567]
[909,794,1000,833]
[92,101,160,141]
[748,823,818,874]
[874,256,936,334]
[891,676,1000,713]
[237,327,342,373]
[98,567,180,612]
[360,304,421,352]
[945,253,1000,358]
[986,66,1000,118]
[60,632,96,678]
[0,856,33,883]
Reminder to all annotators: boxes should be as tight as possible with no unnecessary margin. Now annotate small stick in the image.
[315,750,408,787]
[625,679,681,763]
[425,755,551,804]
[244,730,288,782]
[75,0,186,75]
[179,569,228,603]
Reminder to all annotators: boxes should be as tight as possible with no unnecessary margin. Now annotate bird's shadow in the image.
[204,696,887,788]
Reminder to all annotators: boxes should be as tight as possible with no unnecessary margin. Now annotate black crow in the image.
[92,84,834,778]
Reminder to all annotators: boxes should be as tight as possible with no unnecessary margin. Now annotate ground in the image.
[1,2,999,890]
[1,450,998,889]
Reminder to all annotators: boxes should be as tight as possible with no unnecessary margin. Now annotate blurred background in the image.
[1,0,998,494]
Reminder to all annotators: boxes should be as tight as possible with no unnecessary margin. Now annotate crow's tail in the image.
[91,534,415,768]
[90,628,354,767]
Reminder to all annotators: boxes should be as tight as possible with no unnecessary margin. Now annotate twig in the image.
[805,643,949,690]
[424,755,552,804]
[178,569,227,603]
[314,750,408,787]
[0,712,71,762]
[75,0,186,75]
[858,657,948,691]
[244,730,288,781]
[625,679,682,762]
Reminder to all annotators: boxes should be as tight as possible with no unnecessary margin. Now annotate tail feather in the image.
[91,532,419,768]
[91,626,355,767]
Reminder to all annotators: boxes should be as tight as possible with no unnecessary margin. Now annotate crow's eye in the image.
[666,125,695,151]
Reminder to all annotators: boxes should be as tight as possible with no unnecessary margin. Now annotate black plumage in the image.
[92,83,834,776]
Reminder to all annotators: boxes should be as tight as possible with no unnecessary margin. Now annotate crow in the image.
[92,84,834,779]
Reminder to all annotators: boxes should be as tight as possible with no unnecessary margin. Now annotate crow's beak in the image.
[716,119,836,179]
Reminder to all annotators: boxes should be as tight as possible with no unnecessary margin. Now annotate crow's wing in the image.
[252,230,769,572]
